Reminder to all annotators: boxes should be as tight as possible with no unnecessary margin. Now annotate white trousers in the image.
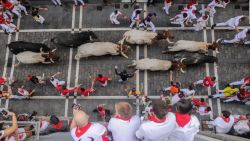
[52,0,62,5]
[17,4,28,15]
[0,23,16,33]
[34,15,45,24]
[139,21,156,32]
[163,2,171,14]
[129,19,138,28]
[171,19,185,28]
[212,90,225,98]
[12,6,21,17]
[73,0,84,5]
[223,96,239,103]
[110,18,120,24]
[230,79,244,86]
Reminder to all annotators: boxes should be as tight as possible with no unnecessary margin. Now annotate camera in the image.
[0,108,8,118]
[72,103,82,110]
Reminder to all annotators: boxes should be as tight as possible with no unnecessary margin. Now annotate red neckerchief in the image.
[175,112,191,127]
[52,120,63,129]
[247,122,250,129]
[204,109,208,113]
[222,117,230,123]
[40,121,43,128]
[75,122,92,138]
[115,115,132,121]
[148,115,167,123]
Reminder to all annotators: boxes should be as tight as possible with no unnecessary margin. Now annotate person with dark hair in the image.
[138,12,157,32]
[76,82,95,97]
[197,106,212,116]
[56,83,77,96]
[115,66,136,83]
[129,6,143,29]
[94,74,112,87]
[223,28,250,44]
[168,99,200,141]
[108,102,140,141]
[209,110,234,134]
[163,81,181,95]
[180,85,195,96]
[127,87,142,98]
[194,76,216,87]
[31,6,48,24]
[33,115,69,135]
[170,12,189,28]
[192,97,207,107]
[212,15,248,32]
[136,99,176,141]
[27,74,45,84]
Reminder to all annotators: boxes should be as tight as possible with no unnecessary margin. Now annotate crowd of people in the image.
[0,0,249,141]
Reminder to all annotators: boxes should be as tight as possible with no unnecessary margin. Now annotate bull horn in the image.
[52,49,57,52]
[50,58,55,63]
[166,38,174,44]
[41,39,48,44]
[119,45,128,59]
[180,68,186,73]
[216,39,221,43]
[180,58,186,63]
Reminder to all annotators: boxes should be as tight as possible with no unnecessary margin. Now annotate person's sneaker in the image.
[211,24,216,29]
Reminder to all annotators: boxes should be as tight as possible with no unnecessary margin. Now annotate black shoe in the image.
[208,95,213,98]
[211,24,216,29]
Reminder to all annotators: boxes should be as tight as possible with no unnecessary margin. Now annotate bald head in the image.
[115,102,132,118]
[74,111,89,127]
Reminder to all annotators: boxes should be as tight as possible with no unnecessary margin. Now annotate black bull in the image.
[50,31,98,48]
[173,52,218,66]
[7,41,51,55]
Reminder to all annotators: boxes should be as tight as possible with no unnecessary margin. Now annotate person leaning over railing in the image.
[0,112,18,140]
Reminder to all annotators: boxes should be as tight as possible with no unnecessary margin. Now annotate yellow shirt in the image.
[223,87,239,97]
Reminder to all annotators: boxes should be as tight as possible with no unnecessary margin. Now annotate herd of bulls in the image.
[7,30,221,72]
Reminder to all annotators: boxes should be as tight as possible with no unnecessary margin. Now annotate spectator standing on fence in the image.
[108,102,141,141]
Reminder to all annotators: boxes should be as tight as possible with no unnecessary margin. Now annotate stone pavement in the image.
[0,1,249,123]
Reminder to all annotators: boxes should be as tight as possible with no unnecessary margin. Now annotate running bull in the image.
[75,42,130,60]
[7,41,51,55]
[51,31,98,48]
[15,49,59,66]
[162,39,221,54]
[127,58,186,72]
[173,52,218,66]
[119,29,174,46]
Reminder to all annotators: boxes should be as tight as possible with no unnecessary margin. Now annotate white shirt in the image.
[40,121,50,132]
[198,107,212,116]
[131,8,143,21]
[136,112,176,141]
[110,11,122,20]
[168,115,200,141]
[235,28,248,40]
[180,89,195,96]
[17,88,29,96]
[227,15,244,28]
[108,115,141,141]
[71,123,107,141]
[208,0,223,8]
[233,120,250,134]
[212,115,235,134]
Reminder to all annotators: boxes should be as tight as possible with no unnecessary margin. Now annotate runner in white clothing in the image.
[223,28,250,44]
[109,10,127,25]
[108,102,140,141]
[208,111,235,134]
[168,99,200,141]
[194,15,209,31]
[162,0,172,15]
[51,0,62,6]
[199,0,224,17]
[50,72,65,87]
[136,99,176,141]
[212,15,248,31]
[10,0,28,15]
[130,7,143,28]
[70,110,108,141]
[170,13,188,28]
[180,85,195,96]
